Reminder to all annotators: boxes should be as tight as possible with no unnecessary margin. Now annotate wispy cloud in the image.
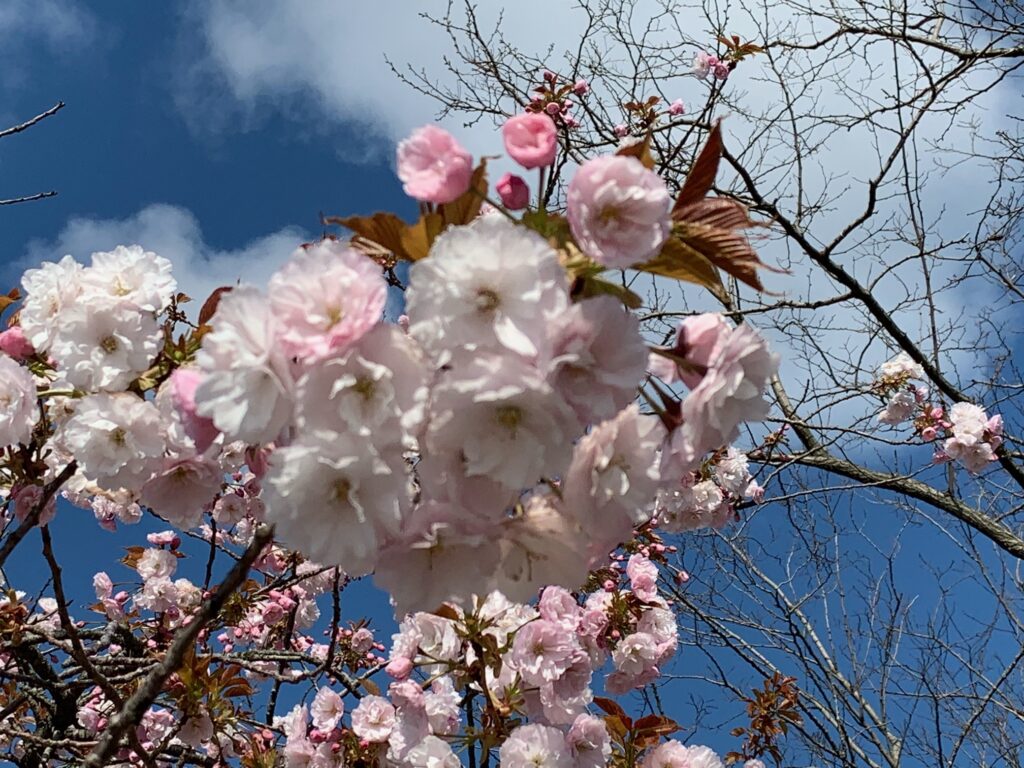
[20,204,309,308]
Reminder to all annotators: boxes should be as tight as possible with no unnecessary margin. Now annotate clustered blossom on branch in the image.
[874,353,1002,474]
[0,68,798,766]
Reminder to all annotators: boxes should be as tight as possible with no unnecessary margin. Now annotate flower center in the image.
[495,405,522,434]
[597,205,621,225]
[110,427,127,447]
[325,304,344,329]
[353,376,376,402]
[100,335,119,354]
[475,287,501,313]
[331,477,352,504]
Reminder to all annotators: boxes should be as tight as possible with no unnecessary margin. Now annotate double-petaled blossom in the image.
[397,125,474,204]
[567,155,672,268]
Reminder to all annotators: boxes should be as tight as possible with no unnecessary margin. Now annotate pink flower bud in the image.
[386,657,413,680]
[545,102,561,116]
[0,326,35,361]
[930,406,944,420]
[613,123,629,138]
[675,570,690,584]
[668,99,685,116]
[921,426,937,441]
[573,79,589,95]
[496,173,530,210]
[543,69,557,82]
[602,579,616,592]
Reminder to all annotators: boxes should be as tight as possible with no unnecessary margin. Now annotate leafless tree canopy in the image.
[395,1,1024,765]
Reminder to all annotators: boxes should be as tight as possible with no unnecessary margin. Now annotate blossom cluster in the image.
[875,353,1002,474]
[0,103,785,766]
[276,552,693,768]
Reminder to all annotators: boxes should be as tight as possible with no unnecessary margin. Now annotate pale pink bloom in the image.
[424,677,460,735]
[404,735,460,768]
[563,405,663,558]
[177,713,214,748]
[636,607,678,665]
[408,613,462,665]
[213,493,247,526]
[568,714,611,768]
[497,172,530,210]
[426,353,579,490]
[627,554,659,602]
[310,688,344,731]
[373,503,501,614]
[656,479,730,532]
[669,99,685,116]
[164,368,219,453]
[135,577,179,613]
[658,313,732,388]
[693,52,714,79]
[407,216,569,360]
[0,355,38,447]
[296,323,429,449]
[987,414,1004,436]
[263,434,408,576]
[499,723,573,768]
[195,286,295,444]
[944,436,996,474]
[0,326,35,361]
[949,402,988,440]
[141,456,222,530]
[496,494,593,604]
[714,447,754,496]
[547,295,649,424]
[385,656,413,680]
[397,125,473,204]
[567,155,672,268]
[680,324,779,455]
[538,585,581,628]
[269,239,387,361]
[613,124,629,138]
[503,112,558,169]
[642,741,723,768]
[612,631,661,678]
[350,627,375,654]
[137,548,177,581]
[880,352,924,380]
[350,695,396,743]
[878,390,916,425]
[82,245,176,314]
[13,483,56,526]
[19,255,84,351]
[56,393,166,492]
[50,300,161,392]
[510,619,577,685]
[713,61,731,80]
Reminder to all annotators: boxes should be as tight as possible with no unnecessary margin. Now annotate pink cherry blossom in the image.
[503,113,558,169]
[396,125,474,204]
[567,155,671,268]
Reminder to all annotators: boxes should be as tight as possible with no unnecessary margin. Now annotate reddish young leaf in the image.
[198,286,233,326]
[673,121,723,212]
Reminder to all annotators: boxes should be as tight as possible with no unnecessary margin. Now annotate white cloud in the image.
[20,204,308,309]
[0,0,97,95]
[0,0,95,49]
[173,0,585,159]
